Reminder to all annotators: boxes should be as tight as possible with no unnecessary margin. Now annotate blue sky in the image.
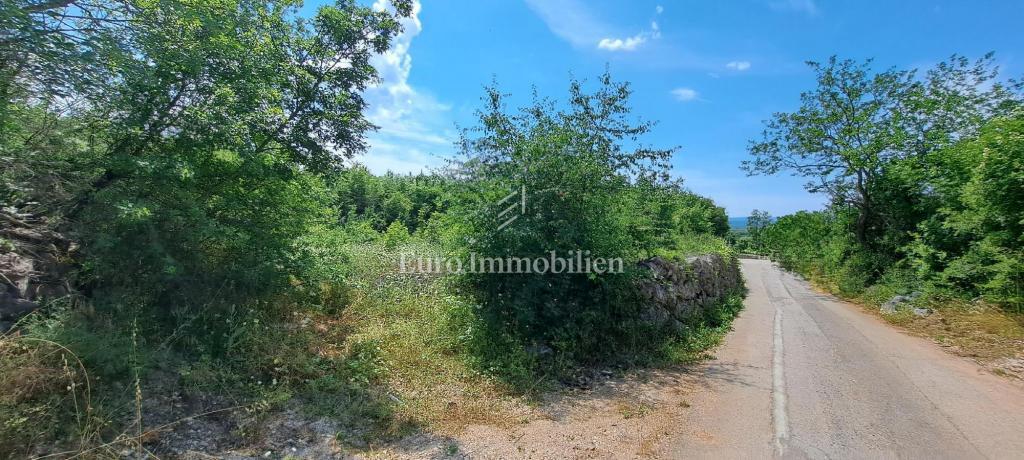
[346,0,1024,216]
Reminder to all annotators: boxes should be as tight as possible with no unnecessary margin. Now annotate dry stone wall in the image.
[636,254,743,331]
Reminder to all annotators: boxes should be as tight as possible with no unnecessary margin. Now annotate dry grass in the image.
[882,302,1024,376]
[0,241,539,457]
[278,242,539,444]
[0,333,103,459]
[330,257,536,436]
[1,240,742,457]
[615,397,656,420]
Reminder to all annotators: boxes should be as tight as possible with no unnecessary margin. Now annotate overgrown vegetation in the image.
[744,55,1024,369]
[451,73,733,369]
[1,0,741,456]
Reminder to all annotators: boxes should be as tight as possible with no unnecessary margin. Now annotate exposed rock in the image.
[636,254,742,332]
[0,292,38,318]
[913,308,933,317]
[525,342,553,358]
[881,295,913,314]
[991,357,1024,379]
[0,208,76,324]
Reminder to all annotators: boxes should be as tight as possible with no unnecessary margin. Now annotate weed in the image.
[618,400,656,419]
[659,295,745,364]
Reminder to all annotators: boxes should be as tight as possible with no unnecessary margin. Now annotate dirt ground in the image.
[365,367,708,460]
[142,365,711,459]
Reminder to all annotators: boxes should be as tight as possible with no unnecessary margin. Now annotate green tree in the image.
[1,0,129,127]
[745,55,1022,290]
[1,0,414,326]
[4,0,413,213]
[747,209,772,252]
[742,57,913,244]
[933,115,1024,309]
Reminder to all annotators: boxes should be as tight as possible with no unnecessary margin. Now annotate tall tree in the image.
[0,0,416,317]
[742,57,912,244]
[2,0,413,214]
[747,209,772,251]
[743,55,1022,247]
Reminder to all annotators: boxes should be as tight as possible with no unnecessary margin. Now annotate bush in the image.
[77,150,332,339]
[383,220,411,248]
[451,72,732,365]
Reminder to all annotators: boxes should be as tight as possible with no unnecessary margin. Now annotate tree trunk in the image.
[854,169,870,245]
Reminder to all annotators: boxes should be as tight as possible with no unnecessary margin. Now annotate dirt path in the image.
[367,367,714,459]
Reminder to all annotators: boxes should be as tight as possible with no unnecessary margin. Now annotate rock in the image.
[525,342,553,358]
[881,295,912,314]
[0,291,38,319]
[913,308,933,317]
[0,208,76,323]
[881,292,927,314]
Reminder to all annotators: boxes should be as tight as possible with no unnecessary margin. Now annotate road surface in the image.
[667,259,1024,459]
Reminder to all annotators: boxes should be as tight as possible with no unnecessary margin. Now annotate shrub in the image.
[383,220,412,249]
[451,72,732,365]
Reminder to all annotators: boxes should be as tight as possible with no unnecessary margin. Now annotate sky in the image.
[333,0,1024,217]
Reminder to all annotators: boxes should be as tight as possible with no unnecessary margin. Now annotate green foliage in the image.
[1,0,414,333]
[0,0,416,451]
[753,55,1024,310]
[2,0,742,452]
[658,294,745,364]
[745,54,1021,250]
[80,150,332,330]
[656,233,735,261]
[333,165,455,232]
[924,116,1024,309]
[637,181,731,246]
[746,209,772,253]
[451,72,734,366]
[382,220,411,248]
[743,56,914,245]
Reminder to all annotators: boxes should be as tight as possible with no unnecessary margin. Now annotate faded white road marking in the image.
[772,306,789,454]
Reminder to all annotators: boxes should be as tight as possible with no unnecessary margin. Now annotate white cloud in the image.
[726,60,751,71]
[524,0,606,47]
[670,87,699,102]
[656,5,664,14]
[361,0,455,174]
[597,35,647,52]
[770,0,818,15]
[596,19,661,52]
[356,140,444,175]
[525,0,662,52]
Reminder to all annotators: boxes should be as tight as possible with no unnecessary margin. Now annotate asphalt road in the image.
[667,259,1024,459]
